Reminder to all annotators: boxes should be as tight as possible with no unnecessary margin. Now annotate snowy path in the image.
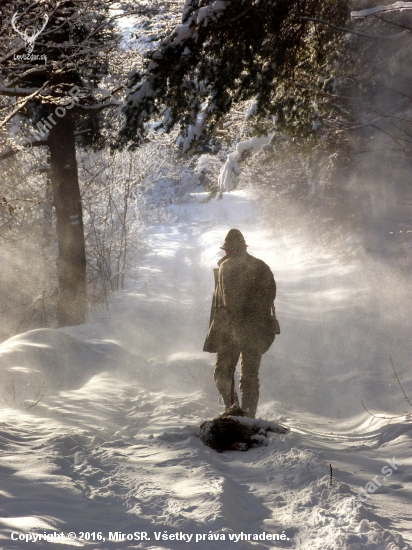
[0,191,411,549]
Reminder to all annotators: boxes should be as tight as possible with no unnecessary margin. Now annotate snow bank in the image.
[0,191,410,548]
[0,329,133,407]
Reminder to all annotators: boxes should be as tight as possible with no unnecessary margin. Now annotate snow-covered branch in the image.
[73,100,121,113]
[120,0,350,149]
[351,2,412,19]
[0,83,49,131]
[218,135,271,192]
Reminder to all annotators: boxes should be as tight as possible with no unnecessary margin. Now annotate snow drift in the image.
[0,191,411,549]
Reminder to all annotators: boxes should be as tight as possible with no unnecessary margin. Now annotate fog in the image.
[1,2,411,546]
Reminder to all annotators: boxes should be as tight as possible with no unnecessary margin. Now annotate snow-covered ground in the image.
[1,191,411,549]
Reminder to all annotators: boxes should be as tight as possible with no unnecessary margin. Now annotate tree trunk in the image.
[48,111,87,327]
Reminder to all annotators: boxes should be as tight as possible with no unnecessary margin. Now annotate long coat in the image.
[203,252,276,354]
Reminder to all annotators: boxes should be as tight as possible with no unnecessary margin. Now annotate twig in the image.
[361,400,406,420]
[299,16,407,39]
[373,14,412,32]
[42,290,47,325]
[390,355,412,407]
[26,380,46,409]
[0,81,50,130]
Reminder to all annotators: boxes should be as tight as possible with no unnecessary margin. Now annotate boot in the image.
[221,404,245,417]
[219,390,240,410]
[216,376,239,409]
[241,393,258,419]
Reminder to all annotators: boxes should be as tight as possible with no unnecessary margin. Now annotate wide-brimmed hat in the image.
[220,228,248,250]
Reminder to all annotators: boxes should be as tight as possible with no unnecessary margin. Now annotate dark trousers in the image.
[214,342,262,418]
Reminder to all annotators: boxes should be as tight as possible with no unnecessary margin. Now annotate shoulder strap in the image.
[213,268,219,287]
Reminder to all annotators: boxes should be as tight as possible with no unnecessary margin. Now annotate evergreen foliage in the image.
[120,0,350,150]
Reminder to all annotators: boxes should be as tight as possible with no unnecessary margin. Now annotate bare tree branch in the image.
[0,81,49,130]
[390,355,412,407]
[361,400,407,420]
[299,16,410,39]
[361,356,411,421]
[0,139,48,162]
[6,67,48,87]
[0,85,42,97]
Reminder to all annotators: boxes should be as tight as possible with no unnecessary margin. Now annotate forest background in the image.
[0,0,411,341]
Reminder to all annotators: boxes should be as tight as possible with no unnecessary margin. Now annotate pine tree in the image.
[0,0,157,326]
[119,0,350,151]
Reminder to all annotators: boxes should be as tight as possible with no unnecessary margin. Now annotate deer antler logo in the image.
[11,12,49,53]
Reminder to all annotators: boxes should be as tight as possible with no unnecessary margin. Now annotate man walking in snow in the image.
[203,229,277,418]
